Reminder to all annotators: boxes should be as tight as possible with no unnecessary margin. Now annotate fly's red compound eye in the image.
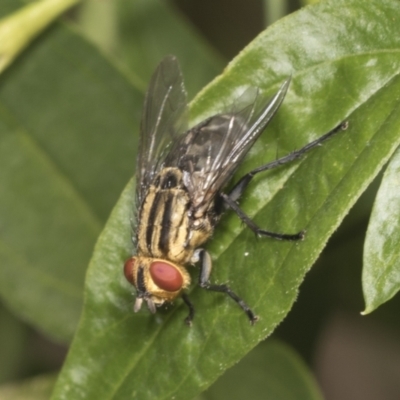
[123,257,136,285]
[150,261,183,292]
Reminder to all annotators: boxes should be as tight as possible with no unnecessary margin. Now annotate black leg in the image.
[198,249,258,324]
[201,283,259,325]
[228,121,348,202]
[182,293,195,326]
[221,193,305,241]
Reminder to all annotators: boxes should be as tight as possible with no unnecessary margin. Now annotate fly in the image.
[124,55,348,325]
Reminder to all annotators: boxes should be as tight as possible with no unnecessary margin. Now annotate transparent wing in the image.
[136,55,188,207]
[164,78,290,212]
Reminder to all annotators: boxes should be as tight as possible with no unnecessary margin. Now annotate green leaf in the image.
[0,0,80,74]
[203,340,323,400]
[0,1,22,19]
[363,146,400,314]
[0,23,143,341]
[52,0,400,399]
[78,0,224,98]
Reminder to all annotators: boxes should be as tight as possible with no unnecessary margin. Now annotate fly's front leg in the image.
[181,293,195,326]
[228,121,348,202]
[221,193,304,240]
[197,249,258,324]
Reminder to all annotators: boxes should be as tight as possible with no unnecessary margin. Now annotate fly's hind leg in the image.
[197,249,258,324]
[221,193,304,240]
[223,120,349,240]
[228,121,348,203]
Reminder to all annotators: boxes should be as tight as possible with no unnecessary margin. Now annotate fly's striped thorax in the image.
[137,167,209,264]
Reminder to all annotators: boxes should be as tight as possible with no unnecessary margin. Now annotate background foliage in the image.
[1,0,400,399]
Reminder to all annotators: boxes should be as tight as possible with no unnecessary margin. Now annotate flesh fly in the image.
[124,55,348,325]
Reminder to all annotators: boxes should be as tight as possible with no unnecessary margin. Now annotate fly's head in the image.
[123,256,191,313]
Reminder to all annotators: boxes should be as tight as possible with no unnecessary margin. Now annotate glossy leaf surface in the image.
[52,0,400,399]
[363,147,400,313]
